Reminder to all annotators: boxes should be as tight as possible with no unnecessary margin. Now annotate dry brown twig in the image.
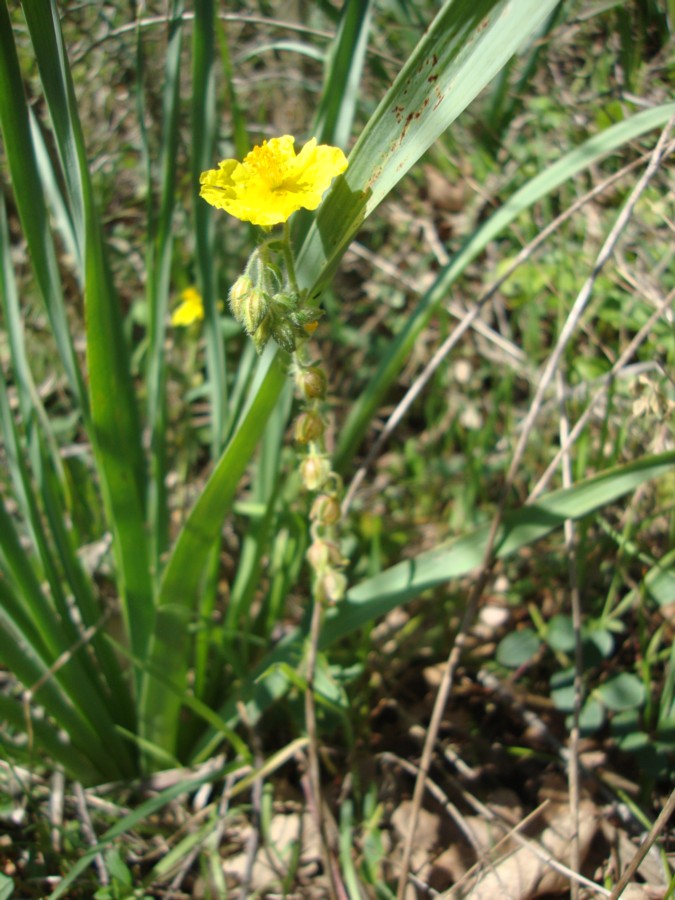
[394,115,675,900]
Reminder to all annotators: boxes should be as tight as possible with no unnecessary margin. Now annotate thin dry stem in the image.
[395,115,675,900]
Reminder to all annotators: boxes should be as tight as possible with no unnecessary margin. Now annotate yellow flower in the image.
[171,287,204,327]
[199,135,348,227]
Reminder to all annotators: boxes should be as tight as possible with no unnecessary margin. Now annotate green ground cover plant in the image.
[0,0,673,896]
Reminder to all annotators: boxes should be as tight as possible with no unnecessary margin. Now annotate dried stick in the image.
[395,116,674,900]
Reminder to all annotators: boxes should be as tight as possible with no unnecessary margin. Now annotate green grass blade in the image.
[29,107,82,276]
[20,0,155,670]
[223,383,294,673]
[334,100,675,470]
[312,0,373,148]
[295,0,561,299]
[0,695,102,785]
[19,1,86,256]
[144,1,184,568]
[140,347,290,761]
[47,760,237,900]
[192,450,675,758]
[0,507,134,779]
[291,0,374,248]
[215,16,249,160]
[0,195,133,729]
[0,2,85,407]
[193,0,227,459]
[187,0,226,705]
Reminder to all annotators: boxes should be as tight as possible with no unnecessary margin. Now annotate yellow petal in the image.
[199,136,348,226]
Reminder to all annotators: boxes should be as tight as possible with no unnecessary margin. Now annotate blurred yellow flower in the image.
[171,287,204,327]
[199,135,348,227]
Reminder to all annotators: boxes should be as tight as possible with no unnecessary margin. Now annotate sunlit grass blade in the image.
[0,2,85,407]
[20,0,155,673]
[140,347,290,761]
[334,100,675,470]
[192,450,675,759]
[295,0,561,298]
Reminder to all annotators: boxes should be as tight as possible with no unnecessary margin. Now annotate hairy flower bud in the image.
[229,275,253,323]
[251,316,272,354]
[242,289,268,336]
[310,493,341,526]
[296,366,327,400]
[294,410,325,445]
[300,454,331,491]
[317,569,347,604]
[270,318,298,354]
[306,539,343,572]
